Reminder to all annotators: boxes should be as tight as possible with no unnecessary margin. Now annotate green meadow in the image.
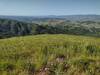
[0,34,100,75]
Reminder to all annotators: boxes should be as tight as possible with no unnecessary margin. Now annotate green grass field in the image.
[0,34,100,75]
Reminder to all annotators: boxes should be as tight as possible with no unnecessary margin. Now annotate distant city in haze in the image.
[0,0,100,16]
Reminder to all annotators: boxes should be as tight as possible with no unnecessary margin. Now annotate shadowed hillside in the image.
[0,18,100,39]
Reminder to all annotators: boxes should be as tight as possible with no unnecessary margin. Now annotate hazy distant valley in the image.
[0,15,100,38]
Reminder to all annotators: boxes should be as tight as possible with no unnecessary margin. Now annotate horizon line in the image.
[0,14,100,17]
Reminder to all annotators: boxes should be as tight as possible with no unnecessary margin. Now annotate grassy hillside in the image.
[0,34,100,75]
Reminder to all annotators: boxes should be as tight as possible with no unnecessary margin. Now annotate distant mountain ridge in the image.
[0,15,100,23]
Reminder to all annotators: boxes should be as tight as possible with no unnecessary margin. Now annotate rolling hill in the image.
[0,18,100,39]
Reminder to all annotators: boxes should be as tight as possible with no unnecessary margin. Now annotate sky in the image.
[0,0,100,16]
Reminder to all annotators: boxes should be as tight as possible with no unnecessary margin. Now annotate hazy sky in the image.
[0,0,100,16]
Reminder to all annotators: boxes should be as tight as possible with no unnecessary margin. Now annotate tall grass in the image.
[0,34,100,75]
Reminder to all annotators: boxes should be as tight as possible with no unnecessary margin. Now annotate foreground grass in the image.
[0,34,100,75]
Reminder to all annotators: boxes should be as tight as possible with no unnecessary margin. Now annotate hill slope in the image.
[0,34,100,75]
